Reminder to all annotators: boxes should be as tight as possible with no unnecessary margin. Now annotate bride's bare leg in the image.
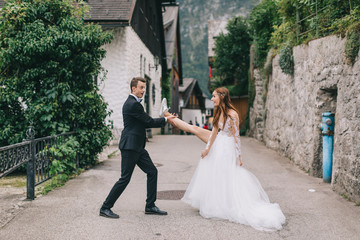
[165,112,211,143]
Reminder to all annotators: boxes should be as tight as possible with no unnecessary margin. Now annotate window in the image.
[144,58,146,75]
[144,75,151,114]
[152,84,156,105]
[140,54,143,76]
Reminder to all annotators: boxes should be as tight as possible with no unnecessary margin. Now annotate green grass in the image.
[40,174,69,195]
[341,193,351,201]
[39,169,82,195]
[107,150,118,159]
[339,193,360,206]
[0,174,26,188]
[2,148,118,195]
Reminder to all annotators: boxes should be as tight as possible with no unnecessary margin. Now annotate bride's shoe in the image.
[160,98,169,117]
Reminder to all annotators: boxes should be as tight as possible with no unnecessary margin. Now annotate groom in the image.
[100,77,175,219]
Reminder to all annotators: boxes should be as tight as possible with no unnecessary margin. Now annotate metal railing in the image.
[0,141,30,178]
[296,0,329,41]
[0,127,77,200]
[295,0,357,41]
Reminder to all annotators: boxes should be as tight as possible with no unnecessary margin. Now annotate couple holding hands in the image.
[99,77,285,231]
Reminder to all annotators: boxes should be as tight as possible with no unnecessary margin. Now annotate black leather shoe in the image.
[99,208,119,219]
[145,206,168,215]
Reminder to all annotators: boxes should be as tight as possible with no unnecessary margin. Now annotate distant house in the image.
[204,93,214,118]
[162,3,183,116]
[179,78,205,127]
[207,20,228,88]
[85,0,168,140]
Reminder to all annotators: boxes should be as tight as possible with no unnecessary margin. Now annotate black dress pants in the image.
[102,149,158,209]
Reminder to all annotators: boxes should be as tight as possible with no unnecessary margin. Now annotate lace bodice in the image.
[219,117,237,135]
[206,114,241,162]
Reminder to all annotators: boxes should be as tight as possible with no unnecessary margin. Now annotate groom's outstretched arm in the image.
[128,102,166,128]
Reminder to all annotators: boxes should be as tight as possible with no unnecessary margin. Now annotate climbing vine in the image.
[279,43,294,75]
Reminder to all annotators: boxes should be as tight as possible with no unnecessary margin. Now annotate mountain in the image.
[179,0,260,96]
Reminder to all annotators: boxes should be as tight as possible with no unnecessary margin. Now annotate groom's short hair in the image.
[130,77,146,91]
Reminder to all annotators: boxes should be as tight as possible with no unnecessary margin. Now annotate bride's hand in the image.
[236,156,243,166]
[201,149,209,158]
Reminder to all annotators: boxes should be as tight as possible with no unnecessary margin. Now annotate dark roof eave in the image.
[183,79,197,107]
[84,19,130,27]
[176,12,183,85]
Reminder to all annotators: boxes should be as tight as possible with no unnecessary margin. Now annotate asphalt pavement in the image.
[0,135,359,240]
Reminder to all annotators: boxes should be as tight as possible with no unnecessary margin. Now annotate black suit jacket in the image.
[119,95,166,152]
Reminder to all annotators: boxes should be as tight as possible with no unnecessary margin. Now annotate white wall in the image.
[99,27,162,141]
[182,109,203,126]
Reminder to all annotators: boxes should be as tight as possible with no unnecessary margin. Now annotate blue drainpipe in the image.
[320,111,335,183]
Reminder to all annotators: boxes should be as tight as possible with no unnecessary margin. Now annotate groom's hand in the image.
[166,113,177,125]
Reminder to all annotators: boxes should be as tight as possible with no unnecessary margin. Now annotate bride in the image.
[161,87,286,231]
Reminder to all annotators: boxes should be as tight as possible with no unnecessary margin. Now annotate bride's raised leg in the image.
[165,112,211,143]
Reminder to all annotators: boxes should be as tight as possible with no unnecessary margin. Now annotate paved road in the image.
[0,135,359,240]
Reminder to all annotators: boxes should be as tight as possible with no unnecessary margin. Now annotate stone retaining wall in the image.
[249,35,360,201]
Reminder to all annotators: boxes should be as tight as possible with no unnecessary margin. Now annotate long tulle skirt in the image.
[182,132,286,231]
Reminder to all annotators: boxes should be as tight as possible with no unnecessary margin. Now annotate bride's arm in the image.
[229,111,242,166]
[201,125,218,158]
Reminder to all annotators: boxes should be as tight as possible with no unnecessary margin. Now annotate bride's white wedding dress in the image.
[182,115,286,231]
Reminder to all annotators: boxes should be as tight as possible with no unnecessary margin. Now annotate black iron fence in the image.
[0,127,77,200]
[295,0,357,41]
[296,0,329,41]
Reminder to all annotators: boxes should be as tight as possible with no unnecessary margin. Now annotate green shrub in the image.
[330,7,360,36]
[249,0,280,68]
[41,136,80,194]
[263,48,276,76]
[248,69,255,108]
[270,21,297,52]
[246,69,255,132]
[0,0,113,167]
[330,7,360,65]
[345,30,360,65]
[268,0,360,51]
[48,136,79,176]
[279,43,294,75]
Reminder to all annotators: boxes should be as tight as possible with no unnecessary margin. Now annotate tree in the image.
[0,0,113,166]
[249,0,280,68]
[213,17,251,95]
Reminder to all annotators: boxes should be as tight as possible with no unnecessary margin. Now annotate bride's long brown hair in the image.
[212,87,239,128]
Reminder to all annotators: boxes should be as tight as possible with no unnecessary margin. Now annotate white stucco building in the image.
[86,0,168,141]
[99,27,163,139]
